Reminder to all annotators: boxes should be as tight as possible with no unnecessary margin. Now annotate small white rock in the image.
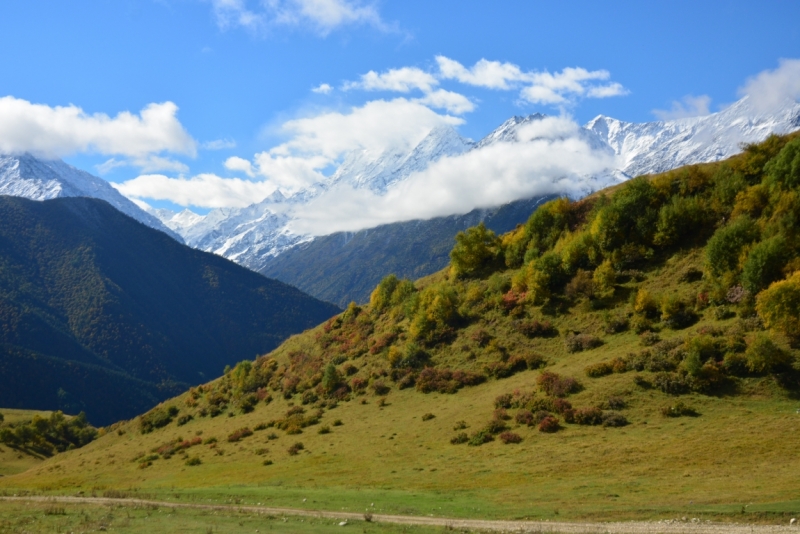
[338,520,348,526]
[790,517,796,525]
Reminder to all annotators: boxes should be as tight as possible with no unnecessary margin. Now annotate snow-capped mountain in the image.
[330,124,474,193]
[0,153,182,241]
[146,96,800,272]
[156,124,474,270]
[587,96,800,177]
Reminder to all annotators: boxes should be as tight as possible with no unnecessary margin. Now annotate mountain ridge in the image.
[0,195,340,425]
[0,153,182,241]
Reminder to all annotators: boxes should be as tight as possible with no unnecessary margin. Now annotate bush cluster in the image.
[415,368,485,394]
[537,372,581,397]
[564,333,603,353]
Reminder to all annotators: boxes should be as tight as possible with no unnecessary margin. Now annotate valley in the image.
[1,133,799,526]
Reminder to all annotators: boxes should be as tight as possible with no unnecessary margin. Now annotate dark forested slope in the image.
[0,196,340,424]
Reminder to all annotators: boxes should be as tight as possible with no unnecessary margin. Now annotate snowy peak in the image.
[585,96,800,177]
[0,153,183,242]
[474,113,547,149]
[330,124,473,193]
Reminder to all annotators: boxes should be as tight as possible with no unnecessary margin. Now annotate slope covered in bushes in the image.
[3,134,800,519]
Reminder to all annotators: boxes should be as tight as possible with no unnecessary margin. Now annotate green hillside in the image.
[2,133,800,521]
[0,196,340,425]
[260,195,554,307]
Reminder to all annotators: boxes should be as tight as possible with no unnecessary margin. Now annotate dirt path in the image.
[0,495,796,533]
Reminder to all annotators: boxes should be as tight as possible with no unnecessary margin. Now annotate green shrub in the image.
[741,236,789,294]
[756,271,800,339]
[572,407,603,426]
[409,285,460,344]
[704,216,760,278]
[653,195,707,247]
[287,442,304,455]
[450,432,469,444]
[601,412,629,427]
[640,331,661,346]
[139,407,176,434]
[660,401,699,417]
[185,456,201,466]
[565,333,603,353]
[450,222,504,279]
[653,372,691,395]
[584,361,613,378]
[745,334,793,374]
[421,413,435,421]
[467,430,494,446]
[603,312,629,334]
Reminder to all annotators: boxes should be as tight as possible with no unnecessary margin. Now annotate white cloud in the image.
[436,56,628,107]
[739,58,800,113]
[202,138,237,150]
[346,67,439,93]
[114,173,278,209]
[289,116,617,235]
[436,56,528,90]
[246,98,461,192]
[209,0,388,35]
[224,155,256,177]
[652,94,712,121]
[415,89,474,114]
[0,97,197,159]
[312,83,333,94]
[520,67,627,105]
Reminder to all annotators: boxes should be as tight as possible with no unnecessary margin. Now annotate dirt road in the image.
[0,495,796,533]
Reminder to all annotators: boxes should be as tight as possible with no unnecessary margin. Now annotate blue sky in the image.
[0,1,798,213]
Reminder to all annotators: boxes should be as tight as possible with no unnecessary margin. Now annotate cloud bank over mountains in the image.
[117,55,630,212]
[2,56,799,237]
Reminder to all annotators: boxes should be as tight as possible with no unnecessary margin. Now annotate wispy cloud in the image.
[652,94,712,120]
[202,138,237,150]
[208,0,390,36]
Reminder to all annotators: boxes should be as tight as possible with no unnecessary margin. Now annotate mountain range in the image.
[153,96,800,271]
[1,97,798,307]
[0,196,339,425]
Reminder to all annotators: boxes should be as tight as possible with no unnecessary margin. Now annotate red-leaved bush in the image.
[415,368,485,394]
[499,431,522,444]
[537,371,581,397]
[538,416,561,433]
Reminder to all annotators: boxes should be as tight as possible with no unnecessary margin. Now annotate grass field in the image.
[1,352,799,523]
[0,498,439,534]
